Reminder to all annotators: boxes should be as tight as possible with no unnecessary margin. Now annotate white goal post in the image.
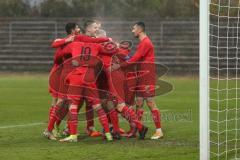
[201,0,240,160]
[200,0,210,159]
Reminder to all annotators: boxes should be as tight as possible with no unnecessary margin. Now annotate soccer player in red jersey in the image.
[44,22,110,140]
[43,23,81,140]
[82,20,103,137]
[57,40,148,141]
[127,22,163,139]
[57,41,113,142]
[112,22,163,139]
[95,30,127,139]
[95,32,149,139]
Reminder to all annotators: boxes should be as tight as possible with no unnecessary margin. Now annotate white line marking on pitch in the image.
[0,111,170,129]
[0,122,45,129]
[161,110,169,112]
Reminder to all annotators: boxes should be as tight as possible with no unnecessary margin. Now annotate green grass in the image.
[0,74,199,160]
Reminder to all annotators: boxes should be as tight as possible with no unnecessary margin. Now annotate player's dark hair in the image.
[134,21,145,32]
[65,22,78,35]
[83,19,96,31]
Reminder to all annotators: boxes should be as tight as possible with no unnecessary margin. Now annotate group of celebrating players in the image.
[43,19,163,142]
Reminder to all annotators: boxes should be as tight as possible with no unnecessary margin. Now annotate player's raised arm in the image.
[127,44,149,63]
[75,34,110,43]
[51,22,80,48]
[99,41,119,55]
[51,36,75,48]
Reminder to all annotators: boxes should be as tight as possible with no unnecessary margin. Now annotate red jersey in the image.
[128,36,155,63]
[127,36,156,98]
[100,47,130,68]
[60,41,106,76]
[51,34,110,48]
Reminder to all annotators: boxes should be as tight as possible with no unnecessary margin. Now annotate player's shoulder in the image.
[142,37,153,47]
[144,36,153,43]
[70,41,85,46]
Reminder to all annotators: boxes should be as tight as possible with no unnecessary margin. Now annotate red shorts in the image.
[48,64,62,98]
[136,63,156,98]
[136,85,156,98]
[66,73,100,106]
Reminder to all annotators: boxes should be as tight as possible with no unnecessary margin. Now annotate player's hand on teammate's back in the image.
[71,60,79,67]
[111,63,120,71]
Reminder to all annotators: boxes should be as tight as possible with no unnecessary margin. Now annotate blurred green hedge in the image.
[0,0,199,18]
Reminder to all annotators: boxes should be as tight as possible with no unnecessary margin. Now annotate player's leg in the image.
[85,84,113,141]
[54,99,69,137]
[146,97,163,139]
[85,99,101,137]
[102,69,124,138]
[60,71,87,142]
[51,98,65,128]
[44,63,70,139]
[62,99,83,137]
[44,98,67,139]
[125,97,144,137]
[43,97,58,140]
[137,71,163,139]
[135,97,145,121]
[59,79,84,143]
[108,69,148,139]
[124,67,139,136]
[85,100,94,131]
[55,102,69,128]
[105,100,122,139]
[92,103,113,141]
[44,64,62,140]
[116,103,148,139]
[48,97,57,123]
[59,103,79,142]
[53,64,73,133]
[101,100,112,131]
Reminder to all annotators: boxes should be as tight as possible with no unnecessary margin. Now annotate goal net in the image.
[201,0,240,160]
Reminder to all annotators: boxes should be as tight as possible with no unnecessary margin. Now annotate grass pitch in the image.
[0,74,199,160]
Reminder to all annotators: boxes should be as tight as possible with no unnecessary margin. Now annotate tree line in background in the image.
[0,0,199,18]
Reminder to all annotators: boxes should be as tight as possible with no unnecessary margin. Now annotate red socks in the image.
[47,105,60,132]
[108,109,120,133]
[55,106,69,127]
[96,109,110,133]
[68,108,78,135]
[48,106,54,122]
[121,106,143,131]
[151,109,161,129]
